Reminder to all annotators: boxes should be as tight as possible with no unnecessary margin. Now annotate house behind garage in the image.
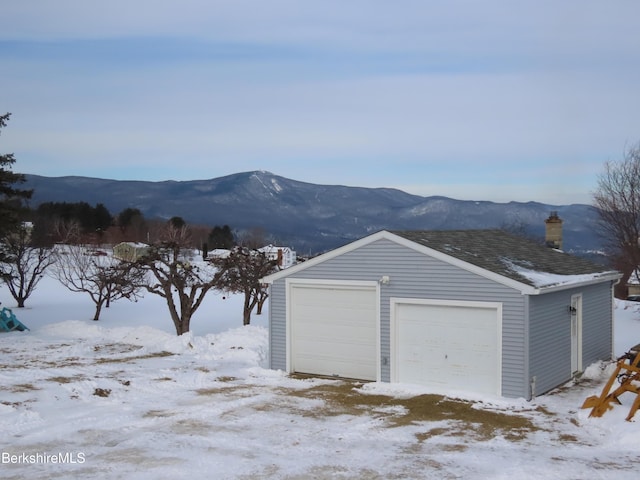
[261,229,621,399]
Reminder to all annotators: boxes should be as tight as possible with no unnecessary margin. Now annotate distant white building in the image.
[259,245,297,269]
[113,242,149,262]
[207,248,232,260]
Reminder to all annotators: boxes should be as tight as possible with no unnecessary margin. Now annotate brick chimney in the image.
[545,211,563,250]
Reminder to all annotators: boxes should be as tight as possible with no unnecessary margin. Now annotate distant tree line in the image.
[21,201,246,252]
[29,202,112,245]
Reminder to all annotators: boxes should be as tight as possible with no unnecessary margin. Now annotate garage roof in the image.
[262,230,621,293]
[391,230,619,289]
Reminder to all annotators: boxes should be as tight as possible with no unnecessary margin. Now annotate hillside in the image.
[23,171,602,255]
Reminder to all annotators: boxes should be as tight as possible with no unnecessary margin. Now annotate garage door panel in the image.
[394,301,501,395]
[290,284,377,381]
[295,348,376,380]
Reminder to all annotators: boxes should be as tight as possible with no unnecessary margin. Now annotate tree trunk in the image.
[242,289,261,325]
[256,291,268,315]
[93,300,104,321]
[172,304,191,335]
[162,289,192,335]
[175,314,191,335]
[243,291,252,325]
[616,269,632,299]
[17,298,25,308]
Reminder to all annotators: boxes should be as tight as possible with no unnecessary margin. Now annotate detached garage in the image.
[261,230,621,399]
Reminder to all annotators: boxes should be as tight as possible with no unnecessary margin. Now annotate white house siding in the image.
[528,282,614,396]
[268,238,529,398]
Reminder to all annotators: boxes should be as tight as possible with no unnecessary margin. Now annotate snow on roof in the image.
[208,248,231,258]
[116,242,148,248]
[502,259,613,288]
[395,230,620,290]
[258,245,292,253]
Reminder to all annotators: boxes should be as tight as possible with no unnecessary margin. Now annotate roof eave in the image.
[530,272,623,295]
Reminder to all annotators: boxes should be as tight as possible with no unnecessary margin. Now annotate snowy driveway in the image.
[1,319,639,480]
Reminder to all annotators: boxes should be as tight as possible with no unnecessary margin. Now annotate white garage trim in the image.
[286,278,380,381]
[390,298,502,396]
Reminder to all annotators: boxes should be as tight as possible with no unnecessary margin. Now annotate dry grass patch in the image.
[94,343,142,354]
[195,384,251,397]
[534,405,555,416]
[93,388,111,397]
[95,350,174,364]
[0,356,84,370]
[144,409,174,418]
[45,343,72,349]
[32,357,84,368]
[288,380,539,441]
[47,375,87,384]
[558,433,579,442]
[172,419,212,435]
[10,383,40,393]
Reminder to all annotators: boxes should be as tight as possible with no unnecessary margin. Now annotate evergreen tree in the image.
[94,203,113,234]
[117,208,144,230]
[169,216,186,229]
[208,225,235,249]
[0,113,32,240]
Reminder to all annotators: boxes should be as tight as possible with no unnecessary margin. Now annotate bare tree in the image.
[53,245,145,321]
[593,142,640,296]
[51,218,82,245]
[0,224,56,307]
[135,223,223,335]
[211,246,279,325]
[236,227,270,249]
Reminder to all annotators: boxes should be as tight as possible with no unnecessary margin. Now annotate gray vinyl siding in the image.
[582,282,615,365]
[268,280,287,371]
[528,291,574,396]
[528,282,614,396]
[269,238,529,398]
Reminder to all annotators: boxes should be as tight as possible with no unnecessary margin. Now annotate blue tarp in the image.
[0,307,29,332]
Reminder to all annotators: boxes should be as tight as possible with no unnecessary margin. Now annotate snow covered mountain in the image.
[23,171,601,255]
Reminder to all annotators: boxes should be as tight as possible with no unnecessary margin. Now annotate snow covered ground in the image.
[1,276,640,479]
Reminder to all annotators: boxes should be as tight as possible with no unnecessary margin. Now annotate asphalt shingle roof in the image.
[391,230,617,288]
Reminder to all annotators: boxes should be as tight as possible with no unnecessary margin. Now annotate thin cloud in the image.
[1,1,639,204]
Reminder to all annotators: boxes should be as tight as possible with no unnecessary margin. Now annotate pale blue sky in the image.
[1,1,639,204]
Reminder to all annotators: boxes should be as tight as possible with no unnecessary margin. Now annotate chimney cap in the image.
[545,211,562,223]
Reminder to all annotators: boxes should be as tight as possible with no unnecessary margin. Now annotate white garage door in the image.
[392,299,501,396]
[290,282,378,380]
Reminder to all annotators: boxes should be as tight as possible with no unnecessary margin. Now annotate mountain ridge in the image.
[22,171,602,255]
